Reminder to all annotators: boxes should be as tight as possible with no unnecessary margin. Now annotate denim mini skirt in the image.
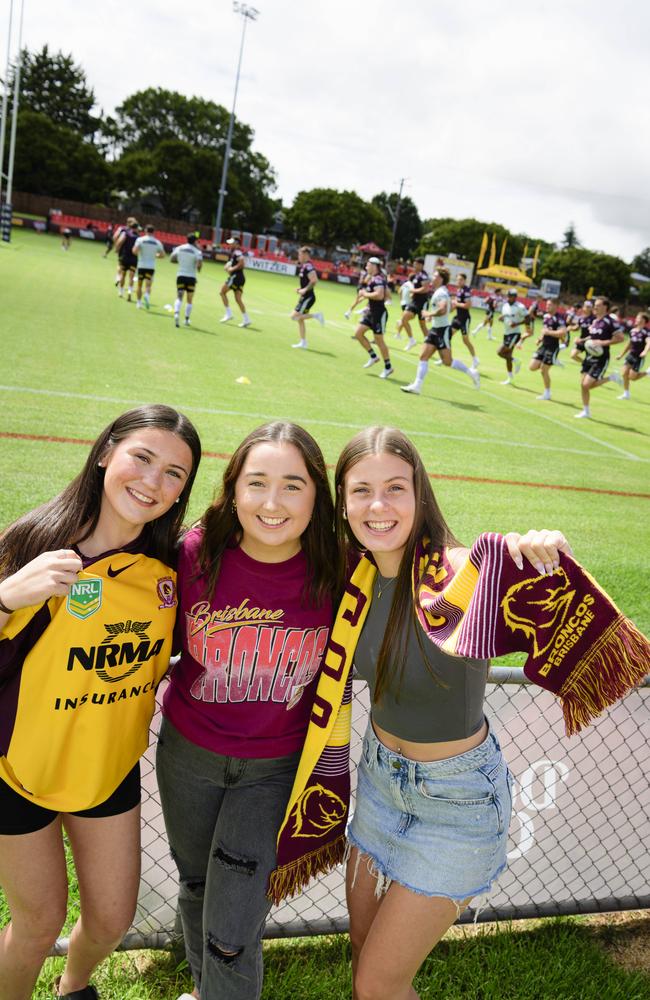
[347,720,513,902]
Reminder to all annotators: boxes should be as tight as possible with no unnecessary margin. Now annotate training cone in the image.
[235,376,251,385]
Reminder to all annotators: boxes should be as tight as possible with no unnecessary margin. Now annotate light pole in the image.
[213,2,259,244]
[0,0,15,206]
[388,177,407,262]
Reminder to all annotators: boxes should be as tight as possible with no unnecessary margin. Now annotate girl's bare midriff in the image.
[372,718,489,762]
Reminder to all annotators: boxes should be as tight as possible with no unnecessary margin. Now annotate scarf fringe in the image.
[268,834,346,906]
[560,616,649,736]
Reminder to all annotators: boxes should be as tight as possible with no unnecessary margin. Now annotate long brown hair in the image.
[198,422,337,608]
[335,426,460,702]
[0,405,202,576]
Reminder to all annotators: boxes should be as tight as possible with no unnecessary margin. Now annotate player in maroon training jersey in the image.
[615,311,650,400]
[574,296,625,418]
[529,300,567,401]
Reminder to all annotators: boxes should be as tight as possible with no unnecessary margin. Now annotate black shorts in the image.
[0,762,141,836]
[485,307,495,319]
[227,270,245,289]
[532,345,560,366]
[119,253,137,271]
[295,291,316,314]
[625,352,645,373]
[405,297,428,317]
[137,267,154,280]
[451,313,470,335]
[425,326,452,351]
[177,276,197,292]
[359,308,387,336]
[503,332,521,351]
[580,353,609,380]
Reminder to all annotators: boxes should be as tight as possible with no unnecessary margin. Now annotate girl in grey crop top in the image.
[354,573,488,743]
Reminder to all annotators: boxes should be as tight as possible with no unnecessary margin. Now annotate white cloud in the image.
[4,0,647,260]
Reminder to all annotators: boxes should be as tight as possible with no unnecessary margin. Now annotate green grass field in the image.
[1,229,649,998]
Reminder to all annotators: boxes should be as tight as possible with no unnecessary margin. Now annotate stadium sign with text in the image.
[246,256,297,277]
[0,202,12,242]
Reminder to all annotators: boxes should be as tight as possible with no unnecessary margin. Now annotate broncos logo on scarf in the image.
[501,568,576,658]
[289,783,347,839]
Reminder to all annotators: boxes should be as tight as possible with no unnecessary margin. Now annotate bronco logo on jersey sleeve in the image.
[67,579,103,620]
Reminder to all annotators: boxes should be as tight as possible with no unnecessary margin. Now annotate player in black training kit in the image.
[574,296,624,418]
[290,247,325,349]
[529,299,567,401]
[615,311,650,400]
[353,257,394,380]
[450,272,478,370]
[220,237,251,328]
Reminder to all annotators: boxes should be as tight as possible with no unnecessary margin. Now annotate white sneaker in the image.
[401,382,420,394]
[363,355,380,368]
[238,319,252,328]
[513,360,522,375]
[617,392,630,400]
[471,356,480,369]
[574,410,590,419]
[184,319,191,327]
[220,314,232,323]
[344,310,351,320]
[500,376,512,385]
[292,341,307,349]
[487,333,495,341]
[433,359,443,365]
[174,316,180,328]
[470,370,481,390]
[608,372,623,385]
[405,337,417,351]
[555,360,565,368]
[379,365,394,379]
[136,301,142,309]
[537,393,551,401]
[315,312,325,326]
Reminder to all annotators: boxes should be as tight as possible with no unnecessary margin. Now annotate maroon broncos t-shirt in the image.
[162,527,332,758]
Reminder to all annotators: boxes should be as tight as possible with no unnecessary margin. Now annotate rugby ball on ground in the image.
[584,338,604,357]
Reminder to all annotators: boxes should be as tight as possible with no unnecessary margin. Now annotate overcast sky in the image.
[4,0,648,261]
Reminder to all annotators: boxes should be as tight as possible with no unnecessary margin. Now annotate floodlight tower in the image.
[213,2,259,244]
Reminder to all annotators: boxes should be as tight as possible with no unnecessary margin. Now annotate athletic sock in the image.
[242,313,250,323]
[451,358,471,376]
[416,360,429,386]
[368,350,378,359]
[185,304,192,320]
[174,298,181,319]
[224,307,233,319]
[384,359,392,370]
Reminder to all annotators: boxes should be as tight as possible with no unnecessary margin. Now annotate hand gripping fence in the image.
[51,667,650,954]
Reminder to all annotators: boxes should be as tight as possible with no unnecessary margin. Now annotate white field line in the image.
[0,384,647,465]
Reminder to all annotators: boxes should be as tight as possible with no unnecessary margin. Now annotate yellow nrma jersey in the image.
[0,549,177,812]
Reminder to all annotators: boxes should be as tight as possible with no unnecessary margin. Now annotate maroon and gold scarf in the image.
[268,534,649,904]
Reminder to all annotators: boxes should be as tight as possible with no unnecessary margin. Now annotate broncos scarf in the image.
[268,532,649,904]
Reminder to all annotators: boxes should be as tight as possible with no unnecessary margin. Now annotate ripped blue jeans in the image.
[156,718,300,1000]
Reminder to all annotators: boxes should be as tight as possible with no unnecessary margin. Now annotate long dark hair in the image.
[335,426,460,702]
[0,405,202,576]
[198,421,337,608]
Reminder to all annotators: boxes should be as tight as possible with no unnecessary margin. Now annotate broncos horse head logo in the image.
[290,783,347,839]
[501,567,575,659]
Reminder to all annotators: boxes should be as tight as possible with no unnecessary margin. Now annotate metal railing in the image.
[51,669,650,954]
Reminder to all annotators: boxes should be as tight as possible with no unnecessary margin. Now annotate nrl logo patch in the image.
[67,578,103,620]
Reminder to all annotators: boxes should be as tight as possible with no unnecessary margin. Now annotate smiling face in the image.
[100,428,193,539]
[234,442,317,562]
[343,452,416,576]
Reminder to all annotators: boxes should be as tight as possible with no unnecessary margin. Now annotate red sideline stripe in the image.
[1,431,648,500]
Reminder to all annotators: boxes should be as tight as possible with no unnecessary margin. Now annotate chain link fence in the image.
[52,669,650,953]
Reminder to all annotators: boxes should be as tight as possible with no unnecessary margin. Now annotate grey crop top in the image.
[353,574,488,743]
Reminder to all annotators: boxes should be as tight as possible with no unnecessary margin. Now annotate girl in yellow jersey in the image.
[0,405,201,1000]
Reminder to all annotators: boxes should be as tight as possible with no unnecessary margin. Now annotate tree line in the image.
[3,46,648,301]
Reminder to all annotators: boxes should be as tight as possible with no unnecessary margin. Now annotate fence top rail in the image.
[354,666,650,687]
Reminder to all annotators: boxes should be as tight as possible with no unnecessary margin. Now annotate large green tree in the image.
[538,247,630,301]
[371,191,422,259]
[106,88,277,230]
[631,247,650,277]
[12,111,110,201]
[10,46,99,137]
[286,189,391,251]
